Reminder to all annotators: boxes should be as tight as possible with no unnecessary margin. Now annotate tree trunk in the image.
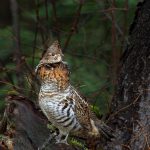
[105,0,150,149]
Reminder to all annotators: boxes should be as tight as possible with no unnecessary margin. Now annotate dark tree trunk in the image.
[105,0,150,149]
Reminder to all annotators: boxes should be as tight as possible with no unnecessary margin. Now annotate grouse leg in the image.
[55,131,69,145]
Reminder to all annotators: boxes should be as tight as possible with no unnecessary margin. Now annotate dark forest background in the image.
[0,0,136,121]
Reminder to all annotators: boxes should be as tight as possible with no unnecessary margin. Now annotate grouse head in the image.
[40,40,63,64]
[35,40,63,73]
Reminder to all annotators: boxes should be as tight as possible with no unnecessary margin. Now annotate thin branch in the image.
[10,0,24,87]
[111,0,117,85]
[63,2,83,52]
[10,0,21,54]
[100,7,128,13]
[50,0,60,41]
[32,23,38,68]
[122,0,129,44]
[35,0,45,44]
[108,92,142,121]
[44,0,49,38]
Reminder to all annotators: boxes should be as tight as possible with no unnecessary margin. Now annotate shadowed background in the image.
[0,0,136,116]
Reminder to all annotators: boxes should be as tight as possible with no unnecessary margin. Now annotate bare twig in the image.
[32,23,38,68]
[100,7,128,13]
[111,0,118,85]
[10,0,21,55]
[122,0,129,45]
[35,0,45,44]
[50,0,60,41]
[10,0,24,87]
[108,92,142,121]
[44,0,49,37]
[63,2,84,52]
[30,23,39,98]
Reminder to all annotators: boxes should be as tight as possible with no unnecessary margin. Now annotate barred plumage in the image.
[36,41,112,144]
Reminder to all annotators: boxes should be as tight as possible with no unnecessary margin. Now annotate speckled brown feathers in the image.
[36,41,113,146]
[37,63,70,90]
[73,94,92,131]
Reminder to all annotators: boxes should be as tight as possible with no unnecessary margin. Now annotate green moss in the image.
[70,138,88,150]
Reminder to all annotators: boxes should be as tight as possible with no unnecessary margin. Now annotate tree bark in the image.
[105,0,150,149]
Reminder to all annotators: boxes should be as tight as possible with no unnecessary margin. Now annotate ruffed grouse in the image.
[35,41,112,144]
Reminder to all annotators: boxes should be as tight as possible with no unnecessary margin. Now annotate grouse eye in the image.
[51,63,58,68]
[45,64,51,69]
[51,53,55,56]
